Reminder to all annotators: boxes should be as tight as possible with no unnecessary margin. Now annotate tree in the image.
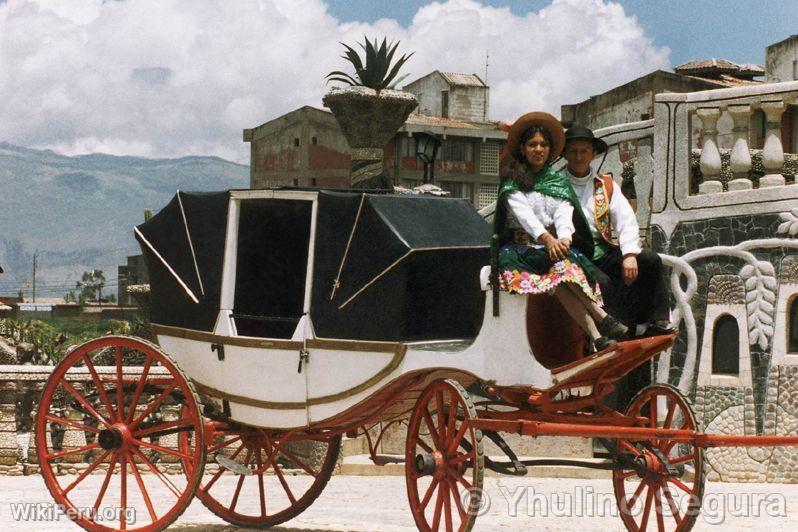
[75,269,106,303]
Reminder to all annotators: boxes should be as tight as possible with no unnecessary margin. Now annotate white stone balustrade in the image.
[727,104,753,190]
[696,107,723,194]
[761,100,786,187]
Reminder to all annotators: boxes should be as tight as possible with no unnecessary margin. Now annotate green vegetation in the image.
[0,317,143,364]
[326,37,413,91]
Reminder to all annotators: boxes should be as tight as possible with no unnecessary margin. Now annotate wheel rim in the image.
[181,423,340,527]
[406,379,484,532]
[35,336,205,531]
[613,385,705,532]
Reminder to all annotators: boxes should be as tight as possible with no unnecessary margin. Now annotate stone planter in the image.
[323,87,417,189]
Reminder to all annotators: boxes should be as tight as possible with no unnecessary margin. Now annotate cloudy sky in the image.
[0,0,794,163]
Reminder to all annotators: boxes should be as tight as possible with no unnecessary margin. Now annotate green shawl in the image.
[494,164,595,258]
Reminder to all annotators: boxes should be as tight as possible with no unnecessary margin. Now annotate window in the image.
[311,136,318,145]
[640,113,650,120]
[441,90,449,118]
[712,315,740,375]
[793,60,797,81]
[441,140,473,162]
[293,137,300,147]
[790,297,798,352]
[439,181,473,202]
[479,143,500,175]
[478,183,499,209]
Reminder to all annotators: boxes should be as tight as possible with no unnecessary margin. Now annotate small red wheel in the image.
[406,379,484,532]
[35,335,205,531]
[180,423,340,528]
[613,384,705,532]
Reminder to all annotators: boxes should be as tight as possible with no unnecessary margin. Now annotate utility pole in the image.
[32,251,38,303]
[483,50,489,122]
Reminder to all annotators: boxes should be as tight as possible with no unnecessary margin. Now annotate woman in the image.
[494,112,627,351]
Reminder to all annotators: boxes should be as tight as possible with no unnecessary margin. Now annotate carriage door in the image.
[231,197,314,407]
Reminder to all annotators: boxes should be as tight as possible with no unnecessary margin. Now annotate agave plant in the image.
[326,36,414,92]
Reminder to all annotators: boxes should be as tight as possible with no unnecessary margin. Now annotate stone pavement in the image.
[2,474,798,530]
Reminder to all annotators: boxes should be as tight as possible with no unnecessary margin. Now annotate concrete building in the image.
[117,254,148,306]
[243,71,507,209]
[766,34,798,83]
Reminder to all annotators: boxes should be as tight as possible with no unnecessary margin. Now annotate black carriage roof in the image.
[136,188,491,341]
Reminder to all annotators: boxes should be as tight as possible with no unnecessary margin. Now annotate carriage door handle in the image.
[297,349,309,373]
[211,343,225,361]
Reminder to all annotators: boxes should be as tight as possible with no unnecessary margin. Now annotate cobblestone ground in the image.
[3,474,798,530]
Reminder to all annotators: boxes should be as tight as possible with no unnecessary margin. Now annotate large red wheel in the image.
[35,336,205,531]
[406,379,484,532]
[613,384,705,532]
[181,423,340,528]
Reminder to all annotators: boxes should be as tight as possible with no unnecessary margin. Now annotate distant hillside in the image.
[0,142,249,299]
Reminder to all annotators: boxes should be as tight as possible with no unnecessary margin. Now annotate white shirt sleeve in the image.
[609,186,642,255]
[552,199,574,241]
[505,191,547,240]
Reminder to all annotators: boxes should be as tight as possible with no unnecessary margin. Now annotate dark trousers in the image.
[592,247,670,327]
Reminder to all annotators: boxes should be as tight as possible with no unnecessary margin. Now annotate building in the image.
[766,34,798,83]
[117,254,148,305]
[243,71,508,209]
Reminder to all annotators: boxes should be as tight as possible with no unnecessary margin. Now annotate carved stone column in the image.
[760,100,786,187]
[0,381,18,466]
[728,104,753,190]
[697,107,723,194]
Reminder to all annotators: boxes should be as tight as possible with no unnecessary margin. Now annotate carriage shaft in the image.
[471,419,798,448]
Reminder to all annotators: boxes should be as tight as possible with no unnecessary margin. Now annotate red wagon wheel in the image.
[180,423,340,528]
[406,379,484,532]
[613,384,705,532]
[35,336,205,532]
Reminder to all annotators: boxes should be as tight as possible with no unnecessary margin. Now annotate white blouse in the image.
[505,190,574,242]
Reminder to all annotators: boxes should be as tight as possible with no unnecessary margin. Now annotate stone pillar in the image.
[760,100,786,187]
[728,104,753,190]
[158,405,180,463]
[696,107,723,194]
[61,383,88,463]
[0,381,18,466]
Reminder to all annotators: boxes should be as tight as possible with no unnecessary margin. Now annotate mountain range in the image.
[0,142,249,300]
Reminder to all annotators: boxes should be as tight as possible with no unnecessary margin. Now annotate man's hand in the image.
[622,254,639,285]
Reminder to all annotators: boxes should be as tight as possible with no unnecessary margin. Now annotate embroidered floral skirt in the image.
[498,244,603,304]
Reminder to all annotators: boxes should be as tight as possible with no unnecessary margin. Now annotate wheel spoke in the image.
[204,442,246,492]
[662,483,683,526]
[46,442,100,460]
[618,439,642,456]
[431,483,445,532]
[130,447,182,498]
[93,452,118,517]
[441,479,453,532]
[668,454,696,465]
[83,354,119,422]
[129,452,158,523]
[59,378,111,428]
[446,391,458,447]
[416,437,434,454]
[628,479,647,508]
[278,447,319,477]
[256,445,267,516]
[45,414,101,434]
[229,447,253,511]
[420,477,439,510]
[133,438,194,461]
[667,476,693,494]
[654,486,665,532]
[649,395,658,429]
[129,380,179,431]
[208,435,242,453]
[436,390,446,443]
[639,484,654,532]
[134,417,195,438]
[125,355,153,424]
[120,451,128,530]
[63,450,112,495]
[273,457,297,504]
[449,467,472,491]
[446,415,469,455]
[116,346,125,423]
[422,409,441,449]
[449,477,467,522]
[663,400,677,430]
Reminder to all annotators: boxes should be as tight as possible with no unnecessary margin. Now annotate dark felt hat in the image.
[564,125,608,154]
[500,112,565,166]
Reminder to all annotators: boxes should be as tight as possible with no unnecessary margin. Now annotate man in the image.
[562,126,672,337]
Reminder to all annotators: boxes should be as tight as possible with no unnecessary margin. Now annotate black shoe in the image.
[596,315,629,341]
[643,322,676,337]
[593,336,617,352]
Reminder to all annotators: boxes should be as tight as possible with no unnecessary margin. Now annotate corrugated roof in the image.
[439,72,486,87]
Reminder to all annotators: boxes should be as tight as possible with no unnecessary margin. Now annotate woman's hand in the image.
[540,233,569,261]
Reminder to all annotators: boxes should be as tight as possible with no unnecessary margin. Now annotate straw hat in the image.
[500,111,565,166]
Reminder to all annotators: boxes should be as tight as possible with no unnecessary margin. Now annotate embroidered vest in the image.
[593,174,616,246]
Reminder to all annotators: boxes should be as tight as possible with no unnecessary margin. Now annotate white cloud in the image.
[0,0,669,163]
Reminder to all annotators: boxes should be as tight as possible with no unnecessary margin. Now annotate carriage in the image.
[35,188,798,531]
